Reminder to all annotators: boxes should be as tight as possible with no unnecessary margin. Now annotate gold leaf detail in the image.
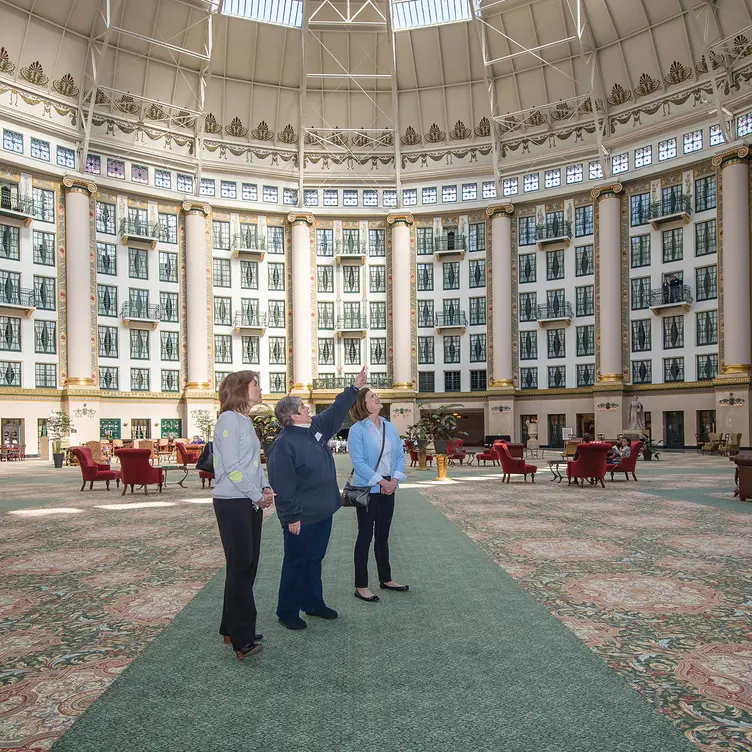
[204,113,222,134]
[474,116,490,137]
[607,83,632,106]
[425,123,446,143]
[449,120,471,140]
[52,73,78,98]
[20,60,48,86]
[225,117,249,138]
[664,60,692,87]
[251,120,274,141]
[401,126,421,146]
[633,73,660,98]
[277,124,298,144]
[0,47,15,74]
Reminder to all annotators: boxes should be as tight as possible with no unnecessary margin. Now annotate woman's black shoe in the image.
[235,642,263,661]
[380,583,409,592]
[354,590,380,602]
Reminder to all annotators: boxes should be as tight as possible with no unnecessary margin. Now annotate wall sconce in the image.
[597,402,619,411]
[154,422,159,427]
[491,405,511,413]
[123,422,129,428]
[719,392,746,408]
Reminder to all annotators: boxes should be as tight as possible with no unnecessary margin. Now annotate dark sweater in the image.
[268,387,358,526]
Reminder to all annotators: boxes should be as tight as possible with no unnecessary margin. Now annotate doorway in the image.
[696,410,715,444]
[664,411,684,449]
[547,414,565,448]
[131,419,151,439]
[1,418,22,446]
[576,413,595,438]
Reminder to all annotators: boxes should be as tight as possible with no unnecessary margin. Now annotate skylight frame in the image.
[391,0,473,32]
[222,0,304,29]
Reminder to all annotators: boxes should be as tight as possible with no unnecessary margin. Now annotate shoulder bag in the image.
[195,441,214,472]
[342,423,386,509]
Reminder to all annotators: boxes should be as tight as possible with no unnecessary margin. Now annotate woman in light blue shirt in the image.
[348,388,408,603]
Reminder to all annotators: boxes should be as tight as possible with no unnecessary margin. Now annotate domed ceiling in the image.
[0,0,751,180]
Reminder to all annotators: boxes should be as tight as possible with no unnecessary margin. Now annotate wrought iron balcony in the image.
[335,239,368,264]
[0,190,35,225]
[650,284,693,312]
[233,311,268,332]
[434,234,467,259]
[0,287,36,313]
[435,311,467,331]
[120,301,160,328]
[119,218,160,247]
[313,373,392,390]
[536,220,572,250]
[233,232,266,259]
[537,301,574,325]
[649,195,692,228]
[336,315,368,333]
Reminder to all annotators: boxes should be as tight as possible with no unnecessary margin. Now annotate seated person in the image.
[609,438,631,462]
[192,435,205,445]
[572,433,592,461]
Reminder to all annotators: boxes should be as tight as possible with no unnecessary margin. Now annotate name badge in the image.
[314,432,323,442]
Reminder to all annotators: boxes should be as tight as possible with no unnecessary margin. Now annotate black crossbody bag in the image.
[342,423,386,509]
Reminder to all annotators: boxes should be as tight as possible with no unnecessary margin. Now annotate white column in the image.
[288,212,313,392]
[717,150,751,373]
[182,202,211,390]
[62,177,96,387]
[487,205,514,388]
[388,213,413,389]
[594,185,623,384]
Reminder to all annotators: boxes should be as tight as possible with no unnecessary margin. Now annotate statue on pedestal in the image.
[627,396,646,431]
[526,420,539,450]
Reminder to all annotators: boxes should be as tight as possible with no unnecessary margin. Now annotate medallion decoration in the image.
[664,60,692,86]
[474,117,491,137]
[525,110,546,127]
[449,120,471,140]
[277,124,298,143]
[718,394,746,407]
[252,120,274,141]
[145,103,167,121]
[597,402,619,411]
[20,60,48,86]
[52,73,79,98]
[204,113,222,134]
[401,126,421,146]
[225,117,248,138]
[633,73,661,98]
[115,95,139,115]
[551,101,575,121]
[172,110,196,129]
[0,46,15,74]
[490,405,511,413]
[607,83,632,106]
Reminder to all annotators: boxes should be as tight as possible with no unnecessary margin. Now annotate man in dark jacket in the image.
[269,366,367,630]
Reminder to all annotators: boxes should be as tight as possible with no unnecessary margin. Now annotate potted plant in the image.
[191,409,217,443]
[47,409,75,468]
[413,403,467,479]
[253,415,282,455]
[641,436,661,461]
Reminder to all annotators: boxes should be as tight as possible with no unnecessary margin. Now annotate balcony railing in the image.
[233,232,266,253]
[537,301,574,323]
[0,287,36,310]
[335,240,368,264]
[536,220,572,249]
[434,235,467,257]
[650,284,693,310]
[119,218,160,246]
[0,191,35,222]
[120,301,160,321]
[435,312,467,329]
[313,374,392,390]
[234,311,268,330]
[336,315,368,331]
[649,195,692,227]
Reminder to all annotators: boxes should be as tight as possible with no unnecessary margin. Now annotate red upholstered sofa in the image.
[607,440,642,481]
[175,441,201,466]
[475,447,499,466]
[496,442,537,483]
[566,442,612,487]
[115,448,165,495]
[70,446,121,491]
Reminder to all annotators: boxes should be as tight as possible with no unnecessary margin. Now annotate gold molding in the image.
[386,213,414,226]
[64,376,96,387]
[721,364,752,374]
[490,378,515,388]
[598,373,624,384]
[711,145,750,168]
[286,212,314,226]
[590,182,623,201]
[185,381,212,390]
[62,176,97,195]
[391,382,414,389]
[181,201,211,217]
[486,203,515,219]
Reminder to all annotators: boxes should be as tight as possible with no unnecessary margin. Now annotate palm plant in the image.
[411,402,467,455]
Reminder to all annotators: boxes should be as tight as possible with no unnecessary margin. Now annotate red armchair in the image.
[406,443,433,467]
[607,441,642,481]
[496,442,537,483]
[446,439,467,464]
[475,447,498,466]
[70,446,121,491]
[199,471,215,488]
[566,442,612,488]
[493,440,524,460]
[115,448,165,495]
[175,441,201,466]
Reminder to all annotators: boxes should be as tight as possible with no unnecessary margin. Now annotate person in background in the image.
[573,432,592,461]
[268,366,368,630]
[192,434,206,445]
[348,388,409,603]
[212,370,275,661]
[609,437,632,462]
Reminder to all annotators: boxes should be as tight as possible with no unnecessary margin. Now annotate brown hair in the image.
[349,387,374,422]
[218,370,260,415]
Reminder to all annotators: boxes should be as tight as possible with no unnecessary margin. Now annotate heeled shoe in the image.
[235,642,263,661]
[354,590,380,602]
[224,633,263,645]
[380,583,409,592]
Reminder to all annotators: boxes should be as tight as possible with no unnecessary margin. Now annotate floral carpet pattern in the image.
[420,455,752,752]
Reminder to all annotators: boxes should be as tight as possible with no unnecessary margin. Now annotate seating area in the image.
[0,444,25,461]
[700,432,742,457]
[115,448,165,494]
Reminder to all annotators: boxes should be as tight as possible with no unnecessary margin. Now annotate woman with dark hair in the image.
[213,370,275,661]
[348,388,408,603]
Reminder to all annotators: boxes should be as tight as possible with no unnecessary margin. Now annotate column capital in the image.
[287,211,314,226]
[486,203,515,219]
[590,182,623,201]
[387,212,414,227]
[712,144,750,169]
[181,200,211,217]
[62,175,97,195]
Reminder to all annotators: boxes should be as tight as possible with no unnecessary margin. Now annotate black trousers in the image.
[354,492,395,588]
[213,498,263,651]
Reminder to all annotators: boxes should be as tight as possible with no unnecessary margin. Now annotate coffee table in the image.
[161,464,189,488]
[548,459,571,483]
[465,451,477,467]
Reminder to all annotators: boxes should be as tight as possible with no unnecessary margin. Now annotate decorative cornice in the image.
[590,182,623,201]
[181,201,211,217]
[486,203,515,219]
[386,213,414,227]
[711,145,750,168]
[62,176,97,195]
[286,212,314,227]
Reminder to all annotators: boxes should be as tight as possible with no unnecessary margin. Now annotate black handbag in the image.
[195,442,214,472]
[342,424,386,509]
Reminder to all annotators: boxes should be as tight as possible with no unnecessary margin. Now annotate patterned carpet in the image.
[0,453,749,751]
[416,454,751,752]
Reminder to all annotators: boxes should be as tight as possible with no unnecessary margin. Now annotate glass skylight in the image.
[391,0,472,31]
[223,0,303,28]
